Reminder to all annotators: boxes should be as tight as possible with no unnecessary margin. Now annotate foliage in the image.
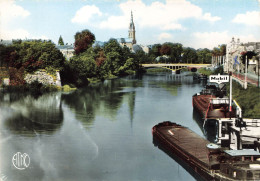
[230,81,260,118]
[63,84,77,92]
[211,44,226,56]
[213,65,224,74]
[58,35,64,45]
[45,66,57,77]
[198,68,212,76]
[0,40,65,73]
[74,29,95,55]
[9,67,25,85]
[240,51,257,65]
[67,51,97,87]
[160,44,171,55]
[182,47,198,63]
[146,68,171,73]
[197,48,212,64]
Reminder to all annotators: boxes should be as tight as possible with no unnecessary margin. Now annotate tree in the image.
[167,43,183,63]
[182,47,198,64]
[58,35,64,46]
[0,41,65,72]
[197,48,212,64]
[149,44,161,57]
[74,29,95,55]
[68,49,97,87]
[160,44,171,56]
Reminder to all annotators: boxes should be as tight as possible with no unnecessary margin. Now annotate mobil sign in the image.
[209,73,229,84]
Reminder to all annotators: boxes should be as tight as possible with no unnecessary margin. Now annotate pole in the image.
[229,72,232,113]
[245,56,247,89]
[258,58,260,88]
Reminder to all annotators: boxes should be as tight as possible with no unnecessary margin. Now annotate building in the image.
[225,37,260,88]
[225,37,260,75]
[93,11,149,54]
[56,45,74,60]
[117,11,137,51]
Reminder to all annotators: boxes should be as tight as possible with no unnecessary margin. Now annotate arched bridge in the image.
[141,63,211,73]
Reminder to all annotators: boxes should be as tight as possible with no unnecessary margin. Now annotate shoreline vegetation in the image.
[0,29,258,118]
[228,81,260,118]
[1,29,219,90]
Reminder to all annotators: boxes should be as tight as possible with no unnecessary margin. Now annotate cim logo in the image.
[12,152,30,170]
[209,73,229,84]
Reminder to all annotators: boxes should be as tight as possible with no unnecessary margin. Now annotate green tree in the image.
[197,48,212,64]
[103,39,125,75]
[68,49,97,87]
[0,40,65,72]
[182,47,198,63]
[149,44,161,58]
[166,43,183,63]
[58,35,64,46]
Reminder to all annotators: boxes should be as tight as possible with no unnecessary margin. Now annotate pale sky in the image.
[0,0,260,49]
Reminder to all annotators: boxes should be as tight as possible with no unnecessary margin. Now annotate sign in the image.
[12,152,30,170]
[209,73,229,84]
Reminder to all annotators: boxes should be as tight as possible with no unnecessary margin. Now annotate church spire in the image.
[131,11,133,23]
[128,11,136,44]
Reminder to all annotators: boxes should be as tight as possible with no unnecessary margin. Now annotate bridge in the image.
[141,63,211,73]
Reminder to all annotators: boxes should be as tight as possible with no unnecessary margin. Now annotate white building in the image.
[225,37,260,75]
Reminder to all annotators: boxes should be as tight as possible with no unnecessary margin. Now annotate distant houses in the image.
[225,37,260,75]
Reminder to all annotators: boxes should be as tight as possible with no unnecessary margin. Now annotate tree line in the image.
[0,29,226,88]
[144,43,226,64]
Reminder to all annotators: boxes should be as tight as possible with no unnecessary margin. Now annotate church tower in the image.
[128,11,136,44]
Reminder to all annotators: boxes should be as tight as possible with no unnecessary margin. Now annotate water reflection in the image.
[153,136,204,181]
[61,79,138,125]
[192,109,218,143]
[0,72,204,181]
[1,93,63,136]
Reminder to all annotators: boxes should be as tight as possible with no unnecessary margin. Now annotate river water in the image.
[0,72,209,181]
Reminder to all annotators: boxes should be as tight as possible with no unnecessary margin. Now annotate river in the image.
[0,72,209,181]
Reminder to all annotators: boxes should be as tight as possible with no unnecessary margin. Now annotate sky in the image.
[0,0,260,49]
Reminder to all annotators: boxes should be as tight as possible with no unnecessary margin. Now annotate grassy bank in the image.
[146,68,171,73]
[198,66,224,76]
[228,81,260,118]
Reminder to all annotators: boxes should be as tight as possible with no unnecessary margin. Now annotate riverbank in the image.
[1,82,77,94]
[229,81,260,118]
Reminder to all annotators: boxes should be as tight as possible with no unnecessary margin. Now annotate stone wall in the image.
[24,69,61,87]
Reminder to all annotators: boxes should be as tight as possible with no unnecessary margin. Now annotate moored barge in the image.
[192,84,236,120]
[152,121,260,180]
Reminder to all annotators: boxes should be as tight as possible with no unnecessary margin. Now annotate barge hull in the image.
[152,121,215,181]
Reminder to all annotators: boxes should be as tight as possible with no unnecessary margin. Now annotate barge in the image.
[152,121,260,180]
[192,84,236,120]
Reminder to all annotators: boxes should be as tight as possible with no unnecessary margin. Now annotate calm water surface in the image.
[0,72,208,181]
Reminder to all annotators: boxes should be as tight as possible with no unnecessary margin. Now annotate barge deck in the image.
[152,121,260,181]
[152,121,215,180]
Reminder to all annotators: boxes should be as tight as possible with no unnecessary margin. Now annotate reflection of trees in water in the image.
[192,109,218,143]
[5,112,63,135]
[128,91,135,124]
[2,93,63,136]
[62,78,138,125]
